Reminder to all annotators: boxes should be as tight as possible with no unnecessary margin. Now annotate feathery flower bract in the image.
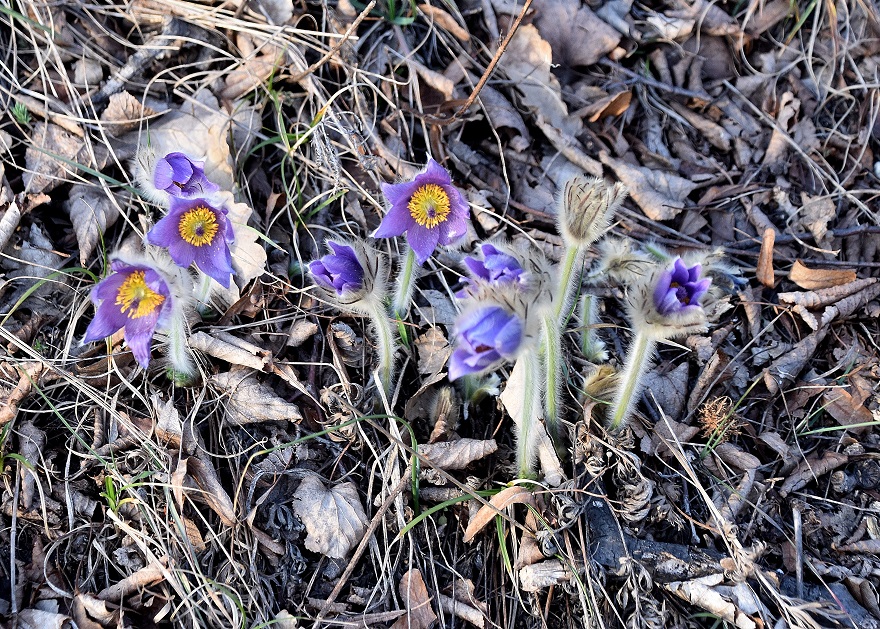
[449,305,523,381]
[153,152,220,198]
[374,158,470,264]
[147,196,235,288]
[84,260,173,368]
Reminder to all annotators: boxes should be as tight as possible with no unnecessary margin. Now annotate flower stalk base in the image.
[609,331,655,431]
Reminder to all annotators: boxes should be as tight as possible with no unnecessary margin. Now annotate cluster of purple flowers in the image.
[85,152,238,368]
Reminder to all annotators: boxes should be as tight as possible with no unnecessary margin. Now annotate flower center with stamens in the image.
[408,184,451,228]
[178,206,219,246]
[115,271,165,319]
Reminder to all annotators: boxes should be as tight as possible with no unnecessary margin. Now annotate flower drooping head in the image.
[84,260,174,368]
[449,305,523,381]
[147,196,235,288]
[153,152,220,199]
[465,243,525,285]
[309,241,364,298]
[374,158,470,264]
[653,258,711,316]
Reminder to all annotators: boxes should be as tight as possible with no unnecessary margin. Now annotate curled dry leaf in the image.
[190,331,271,371]
[418,4,469,41]
[18,420,45,511]
[293,474,368,559]
[788,260,857,290]
[464,486,536,543]
[391,569,437,629]
[151,394,183,449]
[414,326,451,377]
[97,559,166,602]
[821,387,874,434]
[600,151,697,220]
[72,593,119,629]
[211,370,303,425]
[64,184,121,265]
[417,438,497,473]
[763,329,826,394]
[779,450,849,497]
[25,123,104,195]
[17,609,74,629]
[663,574,756,629]
[186,455,238,526]
[519,559,573,592]
[99,91,157,136]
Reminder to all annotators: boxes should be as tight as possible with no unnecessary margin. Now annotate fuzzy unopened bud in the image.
[558,177,627,248]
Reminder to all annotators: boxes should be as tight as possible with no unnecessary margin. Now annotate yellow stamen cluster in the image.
[115,271,166,319]
[179,206,219,246]
[408,184,450,228]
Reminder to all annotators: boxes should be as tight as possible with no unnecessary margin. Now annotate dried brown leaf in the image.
[392,569,437,629]
[418,438,497,472]
[756,228,775,287]
[18,420,45,511]
[498,24,582,136]
[663,574,756,629]
[152,394,183,449]
[414,326,451,377]
[822,387,874,434]
[99,91,156,136]
[71,593,118,629]
[763,329,827,394]
[419,4,469,40]
[779,450,849,497]
[187,455,237,526]
[600,152,697,220]
[64,185,121,265]
[778,277,878,309]
[464,486,536,542]
[16,609,73,629]
[532,0,621,67]
[211,370,303,425]
[582,90,632,122]
[788,260,857,290]
[293,474,368,558]
[97,559,166,601]
[190,331,271,371]
[25,123,88,194]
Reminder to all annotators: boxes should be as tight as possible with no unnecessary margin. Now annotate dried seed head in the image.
[699,396,742,442]
[557,176,627,248]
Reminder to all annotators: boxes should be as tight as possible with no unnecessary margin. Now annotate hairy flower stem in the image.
[518,351,541,479]
[541,313,563,448]
[166,314,195,382]
[392,247,417,319]
[609,331,655,431]
[195,274,213,313]
[540,244,583,447]
[579,294,606,362]
[364,299,397,398]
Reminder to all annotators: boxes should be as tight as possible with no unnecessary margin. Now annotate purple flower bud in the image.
[147,196,235,288]
[309,241,365,297]
[83,261,173,368]
[373,158,470,265]
[153,152,220,198]
[449,306,523,381]
[653,258,711,316]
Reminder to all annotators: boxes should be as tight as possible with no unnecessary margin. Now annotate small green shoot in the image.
[12,101,30,126]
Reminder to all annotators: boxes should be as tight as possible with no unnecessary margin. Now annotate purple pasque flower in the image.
[153,152,220,198]
[309,241,364,297]
[83,261,172,368]
[373,158,470,265]
[147,196,235,288]
[449,305,523,381]
[653,258,711,316]
[464,243,525,284]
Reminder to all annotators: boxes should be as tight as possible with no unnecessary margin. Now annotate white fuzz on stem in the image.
[392,246,419,319]
[608,331,655,432]
[516,350,542,479]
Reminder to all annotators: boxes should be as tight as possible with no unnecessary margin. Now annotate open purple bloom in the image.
[374,158,470,265]
[309,241,365,297]
[147,196,235,288]
[153,152,220,198]
[83,261,172,368]
[653,258,711,316]
[449,306,523,381]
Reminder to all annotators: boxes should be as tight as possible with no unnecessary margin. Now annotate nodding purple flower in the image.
[83,261,173,368]
[147,196,235,288]
[465,243,525,285]
[153,152,220,198]
[653,258,711,316]
[373,158,470,265]
[309,241,365,298]
[449,306,523,381]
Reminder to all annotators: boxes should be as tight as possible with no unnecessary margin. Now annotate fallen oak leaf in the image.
[600,151,697,220]
[821,387,874,435]
[464,486,536,542]
[391,569,437,629]
[211,370,303,425]
[190,331,271,371]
